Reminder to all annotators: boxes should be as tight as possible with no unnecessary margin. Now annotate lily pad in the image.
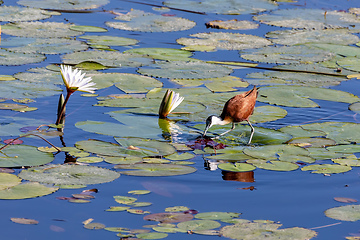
[0,49,45,66]
[124,48,194,62]
[18,0,109,10]
[136,232,168,239]
[79,35,139,46]
[105,10,195,32]
[18,164,120,185]
[266,29,360,46]
[218,163,256,172]
[288,137,336,148]
[138,61,233,79]
[2,22,84,38]
[243,145,309,160]
[206,19,259,30]
[247,160,299,171]
[327,145,360,153]
[325,205,360,222]
[301,164,352,174]
[250,106,287,123]
[332,155,360,167]
[0,6,53,21]
[241,45,334,64]
[62,50,152,68]
[164,0,278,15]
[177,220,221,231]
[0,182,58,200]
[337,57,360,72]
[89,73,162,93]
[257,86,359,107]
[7,38,88,55]
[144,212,194,223]
[255,8,360,29]
[76,138,176,157]
[114,163,197,176]
[177,32,271,51]
[0,145,54,168]
[349,102,360,114]
[0,173,21,190]
[70,25,107,32]
[195,212,240,220]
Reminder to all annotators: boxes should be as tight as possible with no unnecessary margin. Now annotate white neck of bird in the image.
[212,116,229,126]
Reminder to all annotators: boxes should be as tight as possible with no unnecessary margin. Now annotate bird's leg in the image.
[247,120,255,145]
[213,122,236,139]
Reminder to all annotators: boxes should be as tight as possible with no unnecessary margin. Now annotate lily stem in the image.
[55,90,73,125]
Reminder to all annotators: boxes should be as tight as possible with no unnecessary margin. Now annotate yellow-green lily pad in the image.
[301,164,352,174]
[0,182,58,200]
[325,205,360,222]
[218,163,256,172]
[114,163,196,176]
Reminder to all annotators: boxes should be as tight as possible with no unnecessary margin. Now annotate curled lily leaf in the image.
[158,89,184,118]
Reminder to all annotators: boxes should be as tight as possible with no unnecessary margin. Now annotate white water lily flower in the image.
[158,89,184,118]
[60,65,96,93]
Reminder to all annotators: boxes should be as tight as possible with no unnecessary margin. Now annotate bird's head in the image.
[203,115,222,137]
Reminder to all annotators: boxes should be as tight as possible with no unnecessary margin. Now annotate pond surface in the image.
[1,0,360,239]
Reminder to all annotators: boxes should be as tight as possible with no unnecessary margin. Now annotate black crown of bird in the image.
[202,85,258,145]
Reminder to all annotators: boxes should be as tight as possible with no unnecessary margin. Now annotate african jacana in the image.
[203,86,258,144]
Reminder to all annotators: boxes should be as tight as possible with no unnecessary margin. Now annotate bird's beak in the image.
[203,123,211,137]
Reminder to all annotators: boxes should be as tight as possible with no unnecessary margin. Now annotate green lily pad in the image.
[247,160,299,171]
[177,220,221,231]
[114,163,196,176]
[308,43,360,57]
[206,19,259,30]
[2,22,84,38]
[327,145,360,153]
[124,48,194,61]
[165,152,194,161]
[254,8,360,30]
[105,10,195,32]
[114,195,137,204]
[17,0,109,10]
[165,206,189,212]
[243,144,309,160]
[195,212,241,220]
[106,206,131,212]
[218,163,256,172]
[7,38,88,55]
[128,190,151,195]
[0,145,54,168]
[337,57,360,72]
[279,125,327,138]
[144,212,194,223]
[278,154,315,164]
[0,182,58,200]
[257,86,359,107]
[205,147,251,161]
[266,29,360,46]
[241,45,334,64]
[136,232,168,239]
[307,147,347,161]
[18,164,120,185]
[103,156,143,164]
[0,173,21,190]
[332,155,360,167]
[152,226,187,233]
[250,106,287,123]
[70,25,107,32]
[138,61,233,79]
[76,138,176,157]
[325,205,360,222]
[77,156,103,163]
[288,137,336,148]
[221,221,317,240]
[301,164,352,174]
[0,6,53,21]
[79,35,139,46]
[177,32,271,51]
[0,49,45,66]
[62,50,152,68]
[349,102,360,114]
[164,0,278,15]
[89,73,162,93]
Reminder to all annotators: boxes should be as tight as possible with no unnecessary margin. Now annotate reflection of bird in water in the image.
[203,86,258,144]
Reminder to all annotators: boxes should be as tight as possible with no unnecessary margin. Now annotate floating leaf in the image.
[164,0,278,15]
[106,206,131,212]
[62,50,152,68]
[11,218,39,225]
[349,102,360,114]
[136,232,168,239]
[0,145,54,168]
[79,35,139,46]
[250,106,287,123]
[177,220,221,231]
[3,22,83,38]
[70,25,107,32]
[206,19,259,30]
[124,48,194,61]
[301,164,351,174]
[165,152,194,161]
[218,163,256,172]
[334,197,357,203]
[0,182,58,200]
[0,6,53,21]
[128,190,151,195]
[0,173,21,190]
[138,61,232,79]
[332,155,360,167]
[177,32,271,51]
[144,212,194,223]
[18,0,109,10]
[254,8,360,30]
[241,45,334,64]
[243,145,309,160]
[288,137,336,148]
[18,164,120,185]
[152,226,187,233]
[84,222,106,230]
[114,163,197,177]
[165,206,190,212]
[195,212,240,220]
[114,196,137,204]
[257,86,359,107]
[327,145,360,153]
[0,49,45,66]
[247,160,299,171]
[77,157,103,163]
[106,10,195,32]
[337,57,360,72]
[325,205,360,222]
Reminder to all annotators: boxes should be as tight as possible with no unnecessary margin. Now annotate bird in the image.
[202,86,258,144]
